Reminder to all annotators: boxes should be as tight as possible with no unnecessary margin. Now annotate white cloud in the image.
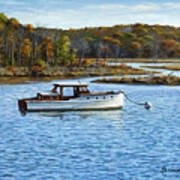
[132,4,161,11]
[162,2,180,9]
[86,3,161,12]
[5,2,180,29]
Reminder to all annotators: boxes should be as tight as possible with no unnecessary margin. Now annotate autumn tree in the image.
[150,27,162,61]
[129,41,142,58]
[161,39,180,57]
[103,36,121,59]
[70,32,89,67]
[21,38,32,66]
[38,36,54,65]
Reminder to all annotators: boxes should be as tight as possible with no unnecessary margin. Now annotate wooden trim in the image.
[60,87,63,99]
[54,84,88,87]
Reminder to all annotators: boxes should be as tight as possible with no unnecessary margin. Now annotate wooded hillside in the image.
[1,13,180,67]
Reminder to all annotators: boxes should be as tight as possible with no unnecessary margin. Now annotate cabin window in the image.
[103,96,106,99]
[79,87,89,93]
[80,87,85,92]
[85,87,90,92]
[63,87,74,97]
[111,96,113,98]
[96,97,98,99]
[44,96,49,100]
[37,95,41,100]
[86,97,90,100]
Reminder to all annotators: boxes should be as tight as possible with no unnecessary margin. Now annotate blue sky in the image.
[1,0,180,29]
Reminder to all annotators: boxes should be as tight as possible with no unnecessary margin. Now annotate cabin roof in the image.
[53,82,88,88]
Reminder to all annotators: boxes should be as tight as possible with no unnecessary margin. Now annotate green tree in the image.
[0,13,8,24]
[55,35,72,65]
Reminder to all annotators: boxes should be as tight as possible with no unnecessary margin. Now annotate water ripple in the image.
[0,80,180,179]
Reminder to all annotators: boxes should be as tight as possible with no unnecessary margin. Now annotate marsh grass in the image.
[93,75,180,85]
[0,62,161,84]
[104,58,180,63]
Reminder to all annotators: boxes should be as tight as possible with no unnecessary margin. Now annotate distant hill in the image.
[1,12,180,67]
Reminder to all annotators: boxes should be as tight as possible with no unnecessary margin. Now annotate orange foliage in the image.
[25,24,34,33]
[119,63,126,68]
[7,66,16,72]
[42,37,54,58]
[99,59,104,66]
[163,39,180,51]
[73,58,79,65]
[69,28,76,33]
[9,18,20,28]
[21,38,32,59]
[131,42,141,50]
[82,59,92,65]
[0,22,5,30]
[93,30,101,38]
[47,43,54,57]
[31,65,44,72]
[103,36,121,45]
[46,36,51,41]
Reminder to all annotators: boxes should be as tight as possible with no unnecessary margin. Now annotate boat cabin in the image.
[37,83,90,101]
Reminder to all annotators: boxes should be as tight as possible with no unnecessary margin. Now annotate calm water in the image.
[1,78,180,180]
[126,63,180,76]
[106,62,180,76]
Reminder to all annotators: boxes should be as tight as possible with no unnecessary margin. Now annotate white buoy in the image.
[144,102,152,110]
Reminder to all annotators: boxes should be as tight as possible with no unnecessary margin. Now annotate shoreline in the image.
[0,72,157,85]
[104,58,180,63]
[0,65,160,85]
[92,75,180,86]
[0,76,73,85]
[140,65,180,71]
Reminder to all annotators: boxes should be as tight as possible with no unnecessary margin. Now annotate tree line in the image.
[1,12,180,67]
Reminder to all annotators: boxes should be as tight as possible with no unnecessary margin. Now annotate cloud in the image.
[86,3,161,12]
[162,2,180,9]
[132,4,161,11]
[0,0,28,6]
[2,1,180,29]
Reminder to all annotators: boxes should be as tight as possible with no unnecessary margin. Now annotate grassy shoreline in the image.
[0,76,81,85]
[104,58,180,63]
[0,65,160,85]
[92,75,180,86]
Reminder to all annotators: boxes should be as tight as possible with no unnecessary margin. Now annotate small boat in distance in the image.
[18,83,124,113]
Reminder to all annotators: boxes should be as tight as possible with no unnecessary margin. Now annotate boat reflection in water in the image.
[35,109,122,120]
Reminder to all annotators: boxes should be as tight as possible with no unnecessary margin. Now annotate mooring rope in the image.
[120,91,152,110]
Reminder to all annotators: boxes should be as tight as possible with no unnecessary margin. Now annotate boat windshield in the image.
[63,87,74,97]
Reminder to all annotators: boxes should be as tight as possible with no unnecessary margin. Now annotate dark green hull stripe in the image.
[27,106,123,112]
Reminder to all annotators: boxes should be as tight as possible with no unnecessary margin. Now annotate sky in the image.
[1,0,180,29]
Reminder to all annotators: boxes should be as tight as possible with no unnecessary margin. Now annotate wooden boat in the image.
[18,83,124,113]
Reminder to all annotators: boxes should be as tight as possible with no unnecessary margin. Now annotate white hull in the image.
[26,93,124,111]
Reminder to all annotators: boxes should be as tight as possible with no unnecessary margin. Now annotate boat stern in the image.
[18,99,27,112]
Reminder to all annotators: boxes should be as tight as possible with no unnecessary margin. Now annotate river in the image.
[106,62,180,77]
[1,77,180,179]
